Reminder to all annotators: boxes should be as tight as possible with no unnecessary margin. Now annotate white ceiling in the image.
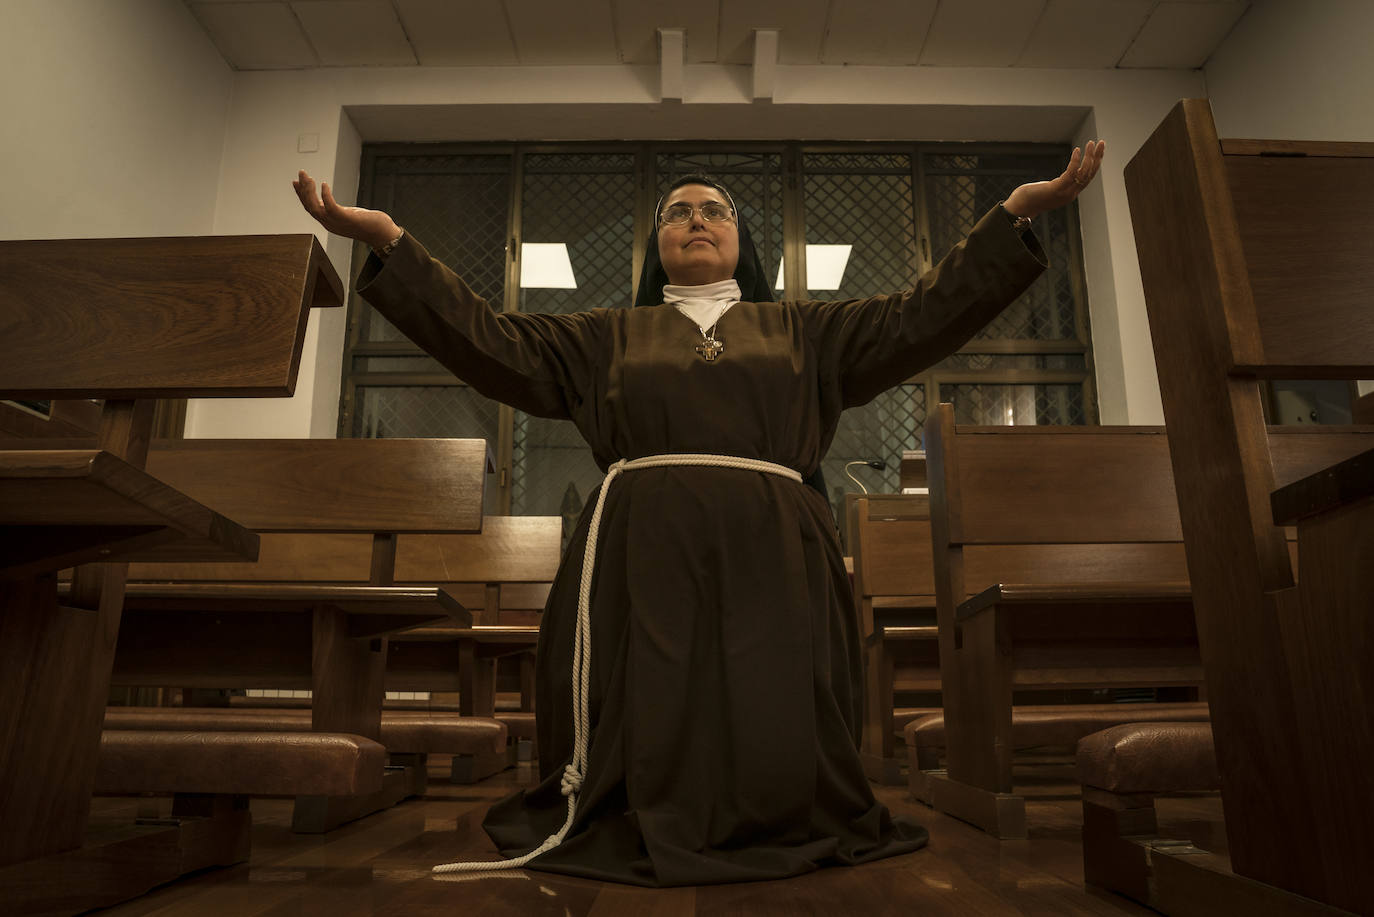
[185,0,1250,71]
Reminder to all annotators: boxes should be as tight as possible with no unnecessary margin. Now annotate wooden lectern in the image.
[0,234,341,907]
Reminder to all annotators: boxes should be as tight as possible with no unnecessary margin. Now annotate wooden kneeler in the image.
[0,234,340,911]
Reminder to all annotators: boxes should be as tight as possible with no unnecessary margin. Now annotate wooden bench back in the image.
[937,421,1181,546]
[1126,98,1374,910]
[850,495,934,599]
[143,439,489,534]
[129,516,557,579]
[1222,143,1374,378]
[928,403,1362,595]
[127,515,561,622]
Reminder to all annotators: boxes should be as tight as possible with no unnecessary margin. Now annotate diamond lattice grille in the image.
[511,154,636,524]
[803,154,916,300]
[511,410,606,548]
[940,383,1085,426]
[924,152,1078,342]
[655,153,785,297]
[937,353,1086,371]
[519,153,636,314]
[823,384,926,514]
[354,385,501,514]
[362,157,511,343]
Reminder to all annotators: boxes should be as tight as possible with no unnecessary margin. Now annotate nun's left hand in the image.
[1003,140,1105,219]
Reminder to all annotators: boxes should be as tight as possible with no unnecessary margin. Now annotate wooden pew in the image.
[394,515,561,625]
[187,516,561,781]
[924,404,1207,837]
[847,494,940,785]
[1125,97,1374,914]
[0,234,340,912]
[110,438,489,828]
[387,517,562,777]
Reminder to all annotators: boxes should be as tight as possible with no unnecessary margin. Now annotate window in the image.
[341,142,1096,526]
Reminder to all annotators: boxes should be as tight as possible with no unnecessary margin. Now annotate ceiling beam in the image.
[658,28,684,101]
[753,29,779,101]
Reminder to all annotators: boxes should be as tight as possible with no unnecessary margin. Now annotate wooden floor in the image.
[94,759,1226,916]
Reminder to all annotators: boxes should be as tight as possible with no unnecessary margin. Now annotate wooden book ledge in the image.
[0,449,258,578]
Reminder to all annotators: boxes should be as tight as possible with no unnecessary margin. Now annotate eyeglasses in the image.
[659,201,734,226]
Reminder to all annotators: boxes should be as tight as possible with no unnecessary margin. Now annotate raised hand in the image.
[1003,140,1105,220]
[292,170,401,250]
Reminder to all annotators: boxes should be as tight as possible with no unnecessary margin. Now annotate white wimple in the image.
[432,452,802,876]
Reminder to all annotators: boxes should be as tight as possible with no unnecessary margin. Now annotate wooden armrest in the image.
[1271,446,1374,526]
[392,624,539,643]
[866,624,940,649]
[0,449,258,577]
[956,582,1193,623]
[81,582,470,632]
[872,595,936,609]
[881,625,940,640]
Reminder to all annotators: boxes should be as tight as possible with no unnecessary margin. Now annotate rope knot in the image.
[560,765,584,797]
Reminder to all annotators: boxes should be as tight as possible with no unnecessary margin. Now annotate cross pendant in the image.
[695,337,723,362]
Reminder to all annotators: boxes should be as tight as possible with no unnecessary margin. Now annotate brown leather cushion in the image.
[95,730,385,797]
[103,707,508,756]
[902,702,1210,753]
[496,712,536,738]
[1077,722,1220,793]
[378,712,506,755]
[892,707,941,734]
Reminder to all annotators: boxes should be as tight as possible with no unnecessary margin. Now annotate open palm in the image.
[1004,140,1106,219]
[292,170,400,250]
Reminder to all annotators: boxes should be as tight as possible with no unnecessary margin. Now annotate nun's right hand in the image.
[292,170,401,250]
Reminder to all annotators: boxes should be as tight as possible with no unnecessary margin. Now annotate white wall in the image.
[182,73,364,439]
[1205,0,1374,399]
[1206,0,1374,142]
[0,0,231,241]
[185,63,1204,437]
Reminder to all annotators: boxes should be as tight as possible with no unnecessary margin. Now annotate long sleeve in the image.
[355,232,607,420]
[799,205,1049,409]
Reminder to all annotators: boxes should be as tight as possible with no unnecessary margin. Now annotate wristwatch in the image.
[997,202,1032,234]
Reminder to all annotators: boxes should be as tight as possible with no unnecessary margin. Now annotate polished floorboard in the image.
[95,758,1226,916]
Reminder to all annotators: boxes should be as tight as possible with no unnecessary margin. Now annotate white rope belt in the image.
[433,453,803,876]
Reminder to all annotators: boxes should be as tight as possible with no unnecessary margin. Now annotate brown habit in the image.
[356,205,1047,886]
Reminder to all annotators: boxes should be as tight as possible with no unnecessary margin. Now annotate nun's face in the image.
[656,184,740,286]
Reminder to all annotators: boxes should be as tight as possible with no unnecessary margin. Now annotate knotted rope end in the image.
[560,764,584,797]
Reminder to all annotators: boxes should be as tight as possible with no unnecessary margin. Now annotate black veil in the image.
[631,174,832,512]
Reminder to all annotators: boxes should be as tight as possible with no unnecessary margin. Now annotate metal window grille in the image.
[510,153,637,530]
[340,142,1099,519]
[940,382,1086,426]
[802,153,917,300]
[924,151,1081,343]
[823,384,926,515]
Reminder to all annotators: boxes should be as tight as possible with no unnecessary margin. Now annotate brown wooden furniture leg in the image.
[1280,499,1374,905]
[294,605,393,831]
[0,794,251,914]
[450,641,504,783]
[860,641,902,785]
[930,605,1025,838]
[0,568,127,866]
[311,605,386,740]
